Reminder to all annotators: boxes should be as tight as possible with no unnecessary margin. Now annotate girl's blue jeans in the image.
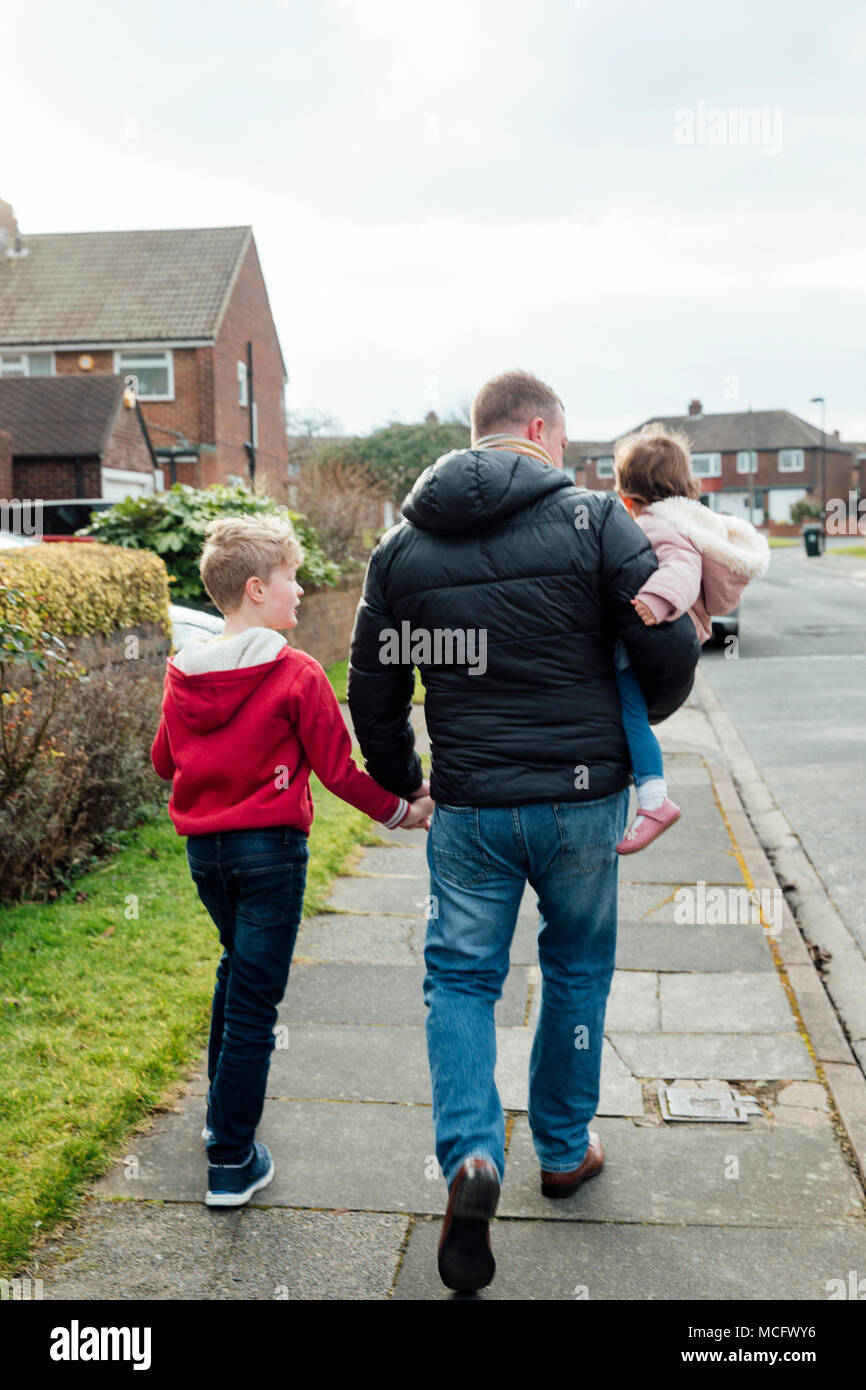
[614,639,665,785]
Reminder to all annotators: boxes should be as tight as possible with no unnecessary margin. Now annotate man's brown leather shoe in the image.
[437,1157,500,1292]
[540,1130,604,1199]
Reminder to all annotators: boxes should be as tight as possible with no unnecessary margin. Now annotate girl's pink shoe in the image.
[616,797,681,854]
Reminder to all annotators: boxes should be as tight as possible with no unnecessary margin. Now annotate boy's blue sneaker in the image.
[205,1141,275,1208]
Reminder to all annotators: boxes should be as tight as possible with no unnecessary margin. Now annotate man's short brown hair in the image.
[471,369,564,440]
[199,513,304,614]
[613,421,701,505]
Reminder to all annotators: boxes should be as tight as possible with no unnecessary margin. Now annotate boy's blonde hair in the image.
[613,421,701,505]
[199,513,304,614]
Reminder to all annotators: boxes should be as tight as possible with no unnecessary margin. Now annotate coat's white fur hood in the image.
[646,497,771,580]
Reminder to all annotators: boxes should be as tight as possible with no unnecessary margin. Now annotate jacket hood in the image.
[167,628,289,735]
[646,497,771,581]
[401,447,573,533]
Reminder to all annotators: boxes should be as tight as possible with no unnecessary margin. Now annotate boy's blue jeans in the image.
[186,826,309,1166]
[423,789,628,1187]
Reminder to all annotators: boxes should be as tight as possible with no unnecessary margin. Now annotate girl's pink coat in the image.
[632,498,770,644]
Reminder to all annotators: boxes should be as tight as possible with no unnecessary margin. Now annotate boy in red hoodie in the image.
[151,513,433,1207]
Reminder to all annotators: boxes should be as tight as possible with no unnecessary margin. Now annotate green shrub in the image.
[0,543,171,639]
[790,498,824,525]
[82,482,339,606]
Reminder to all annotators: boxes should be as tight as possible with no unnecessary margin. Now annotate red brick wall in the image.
[212,236,289,495]
[0,429,12,500]
[102,397,155,475]
[55,348,211,489]
[13,457,102,500]
[285,577,363,670]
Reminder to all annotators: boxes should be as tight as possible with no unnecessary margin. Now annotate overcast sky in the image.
[5,0,866,441]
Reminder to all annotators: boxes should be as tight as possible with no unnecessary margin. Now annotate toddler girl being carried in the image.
[612,421,770,853]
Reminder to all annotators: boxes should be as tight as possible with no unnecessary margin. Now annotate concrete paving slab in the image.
[608,1031,817,1080]
[208,1209,408,1300]
[95,1099,441,1214]
[35,1203,408,1301]
[265,1024,432,1102]
[621,848,744,885]
[499,1117,862,1225]
[604,971,659,1031]
[326,874,431,915]
[293,914,422,965]
[35,1201,238,1300]
[660,973,795,1033]
[495,1035,644,1117]
[617,883,697,924]
[392,1219,866,1300]
[352,847,430,876]
[281,963,531,1027]
[616,924,775,972]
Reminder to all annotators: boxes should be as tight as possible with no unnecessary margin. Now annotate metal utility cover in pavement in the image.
[659,1085,763,1123]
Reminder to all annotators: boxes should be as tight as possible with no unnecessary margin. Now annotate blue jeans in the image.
[614,641,664,785]
[186,826,309,1165]
[423,790,628,1186]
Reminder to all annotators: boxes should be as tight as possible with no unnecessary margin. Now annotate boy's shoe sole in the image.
[205,1143,275,1208]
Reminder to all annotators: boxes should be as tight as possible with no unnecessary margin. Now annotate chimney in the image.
[688,399,703,417]
[833,429,840,440]
[0,199,16,249]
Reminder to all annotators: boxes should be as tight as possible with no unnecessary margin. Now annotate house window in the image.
[737,450,758,474]
[237,361,248,407]
[692,452,722,478]
[778,448,804,472]
[28,352,54,375]
[114,350,174,400]
[595,456,614,478]
[0,351,55,376]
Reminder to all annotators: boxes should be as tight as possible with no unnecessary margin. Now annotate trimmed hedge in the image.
[0,543,172,640]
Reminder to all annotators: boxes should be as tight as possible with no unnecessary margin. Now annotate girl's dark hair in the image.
[613,421,701,504]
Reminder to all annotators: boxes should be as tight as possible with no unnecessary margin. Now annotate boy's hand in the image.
[631,597,658,626]
[399,795,435,831]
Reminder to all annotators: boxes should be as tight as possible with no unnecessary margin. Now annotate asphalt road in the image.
[700,539,866,953]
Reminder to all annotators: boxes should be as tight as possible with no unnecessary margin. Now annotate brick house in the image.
[0,374,155,511]
[566,402,855,530]
[0,199,289,498]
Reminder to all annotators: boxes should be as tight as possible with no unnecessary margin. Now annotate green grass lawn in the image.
[325,657,426,704]
[828,544,866,558]
[768,537,798,548]
[0,774,389,1278]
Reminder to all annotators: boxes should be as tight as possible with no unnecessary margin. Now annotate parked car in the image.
[169,603,224,651]
[0,530,39,549]
[711,606,740,641]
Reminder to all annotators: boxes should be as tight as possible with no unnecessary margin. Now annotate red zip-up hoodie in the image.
[150,627,410,837]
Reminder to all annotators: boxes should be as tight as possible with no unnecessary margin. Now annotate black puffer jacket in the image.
[347,447,700,806]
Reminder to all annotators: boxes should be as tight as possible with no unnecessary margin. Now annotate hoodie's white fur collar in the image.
[172,626,287,674]
[646,497,771,580]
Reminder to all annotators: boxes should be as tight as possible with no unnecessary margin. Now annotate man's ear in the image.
[527,416,546,443]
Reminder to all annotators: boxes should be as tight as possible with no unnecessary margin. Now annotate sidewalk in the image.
[27,695,866,1300]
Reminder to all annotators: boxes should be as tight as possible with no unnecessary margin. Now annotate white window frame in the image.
[113,349,174,401]
[0,351,55,376]
[237,360,248,407]
[595,456,614,479]
[692,452,722,478]
[737,449,758,475]
[778,448,804,473]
